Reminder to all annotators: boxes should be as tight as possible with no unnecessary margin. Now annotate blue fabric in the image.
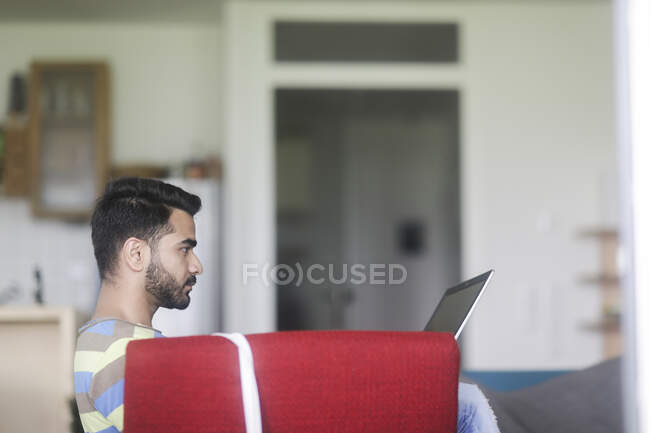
[74,371,93,393]
[458,395,479,433]
[85,320,116,336]
[94,426,120,433]
[457,383,500,433]
[93,379,125,417]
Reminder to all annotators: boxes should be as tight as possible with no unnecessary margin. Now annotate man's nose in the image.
[190,253,203,275]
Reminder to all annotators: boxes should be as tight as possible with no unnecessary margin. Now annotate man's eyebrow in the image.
[178,238,197,247]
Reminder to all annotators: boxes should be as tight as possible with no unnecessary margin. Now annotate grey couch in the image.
[466,358,624,433]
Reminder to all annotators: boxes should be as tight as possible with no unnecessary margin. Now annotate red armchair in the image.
[124,331,459,433]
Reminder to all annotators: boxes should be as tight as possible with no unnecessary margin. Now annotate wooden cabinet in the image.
[2,116,30,196]
[29,62,109,220]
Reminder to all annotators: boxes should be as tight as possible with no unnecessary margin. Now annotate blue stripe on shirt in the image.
[95,426,120,433]
[86,320,116,336]
[93,378,124,417]
[74,371,93,393]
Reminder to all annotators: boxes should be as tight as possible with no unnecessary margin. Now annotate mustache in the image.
[185,275,197,286]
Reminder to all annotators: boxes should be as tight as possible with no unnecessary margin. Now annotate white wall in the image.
[223,0,616,370]
[461,2,616,370]
[0,22,222,164]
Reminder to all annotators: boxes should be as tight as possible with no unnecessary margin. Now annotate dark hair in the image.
[91,177,202,280]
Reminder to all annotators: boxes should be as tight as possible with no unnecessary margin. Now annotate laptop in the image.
[423,270,494,339]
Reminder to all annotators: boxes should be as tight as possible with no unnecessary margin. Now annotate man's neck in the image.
[93,280,158,327]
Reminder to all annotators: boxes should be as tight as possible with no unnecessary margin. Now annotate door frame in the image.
[222,0,467,333]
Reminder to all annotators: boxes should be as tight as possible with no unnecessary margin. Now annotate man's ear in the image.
[122,237,151,273]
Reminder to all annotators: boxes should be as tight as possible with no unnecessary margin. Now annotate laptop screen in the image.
[423,270,493,338]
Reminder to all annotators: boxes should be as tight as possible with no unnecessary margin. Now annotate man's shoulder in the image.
[75,318,163,374]
[78,318,163,342]
[74,318,164,404]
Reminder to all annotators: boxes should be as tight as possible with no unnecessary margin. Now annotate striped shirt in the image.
[73,318,164,433]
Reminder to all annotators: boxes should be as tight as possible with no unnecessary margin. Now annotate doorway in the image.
[276,88,461,330]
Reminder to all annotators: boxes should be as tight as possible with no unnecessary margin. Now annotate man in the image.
[74,177,499,433]
[74,177,203,433]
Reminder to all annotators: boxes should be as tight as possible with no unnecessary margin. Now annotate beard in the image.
[145,255,196,310]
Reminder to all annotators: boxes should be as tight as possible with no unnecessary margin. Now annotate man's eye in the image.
[181,247,189,254]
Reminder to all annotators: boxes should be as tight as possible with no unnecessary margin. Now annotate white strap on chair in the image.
[212,332,263,433]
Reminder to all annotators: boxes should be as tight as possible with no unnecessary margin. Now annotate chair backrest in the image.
[124,331,459,433]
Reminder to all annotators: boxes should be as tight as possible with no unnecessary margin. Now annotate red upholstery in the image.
[124,331,459,433]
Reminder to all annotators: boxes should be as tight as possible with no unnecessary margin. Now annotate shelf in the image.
[578,274,620,288]
[577,227,618,239]
[581,314,621,334]
[577,225,623,358]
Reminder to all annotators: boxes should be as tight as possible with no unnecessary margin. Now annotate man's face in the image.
[145,208,203,309]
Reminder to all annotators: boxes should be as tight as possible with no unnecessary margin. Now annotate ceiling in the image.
[0,0,223,23]
[0,0,607,23]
